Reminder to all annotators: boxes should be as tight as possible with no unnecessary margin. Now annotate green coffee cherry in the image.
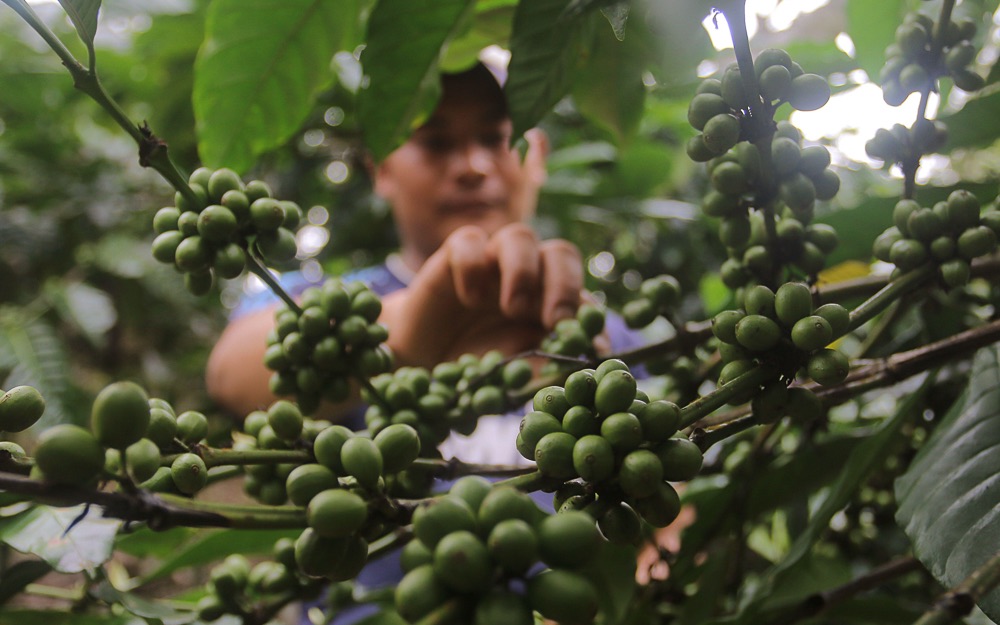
[0,386,46,432]
[35,424,104,485]
[340,437,383,490]
[432,530,493,594]
[791,315,833,351]
[571,434,615,482]
[487,519,538,575]
[594,369,637,416]
[703,113,742,154]
[176,410,209,444]
[91,381,150,450]
[534,432,578,479]
[124,438,161,483]
[807,348,850,386]
[537,511,602,568]
[307,488,368,537]
[286,463,339,506]
[374,423,421,473]
[527,569,599,625]
[170,452,208,495]
[413,497,478,548]
[735,314,781,352]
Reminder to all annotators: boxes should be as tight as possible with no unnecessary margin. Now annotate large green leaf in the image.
[358,0,476,162]
[895,346,1000,621]
[506,0,599,139]
[0,505,120,573]
[194,0,358,172]
[440,2,516,71]
[56,0,100,52]
[845,0,905,78]
[572,16,646,145]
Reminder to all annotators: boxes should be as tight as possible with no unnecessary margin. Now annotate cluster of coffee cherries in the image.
[517,360,701,529]
[686,48,831,163]
[538,303,606,370]
[197,544,319,621]
[713,282,851,400]
[865,118,949,165]
[264,278,391,415]
[395,478,606,625]
[151,166,302,295]
[238,401,323,504]
[363,352,532,454]
[621,274,681,329]
[706,127,841,288]
[109,398,216,496]
[239,400,421,505]
[27,381,216,496]
[873,190,1000,288]
[879,12,984,106]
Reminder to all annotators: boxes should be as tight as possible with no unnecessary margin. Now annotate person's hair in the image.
[440,60,509,118]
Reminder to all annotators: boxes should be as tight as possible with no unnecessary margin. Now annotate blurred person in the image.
[205,56,654,624]
[206,58,644,427]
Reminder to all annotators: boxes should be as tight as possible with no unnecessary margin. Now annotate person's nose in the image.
[451,142,492,188]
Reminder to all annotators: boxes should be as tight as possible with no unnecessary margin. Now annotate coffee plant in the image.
[1,1,999,625]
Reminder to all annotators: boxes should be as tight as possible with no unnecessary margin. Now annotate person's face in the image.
[374,73,531,266]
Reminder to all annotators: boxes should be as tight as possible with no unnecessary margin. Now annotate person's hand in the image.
[379,223,583,369]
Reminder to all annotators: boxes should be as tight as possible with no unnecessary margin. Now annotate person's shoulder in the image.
[341,264,405,297]
[604,309,645,352]
[229,271,322,319]
[229,261,406,320]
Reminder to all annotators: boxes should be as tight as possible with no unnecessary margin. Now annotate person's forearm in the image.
[206,307,279,419]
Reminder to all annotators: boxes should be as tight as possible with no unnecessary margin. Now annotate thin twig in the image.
[769,557,923,625]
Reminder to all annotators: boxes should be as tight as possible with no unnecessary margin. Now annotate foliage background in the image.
[1,0,1000,623]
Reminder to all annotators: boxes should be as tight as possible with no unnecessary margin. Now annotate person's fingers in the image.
[539,239,583,328]
[513,128,549,221]
[522,128,549,185]
[489,223,542,320]
[444,226,493,308]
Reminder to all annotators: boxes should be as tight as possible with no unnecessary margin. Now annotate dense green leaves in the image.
[572,18,646,144]
[359,0,477,162]
[727,376,932,623]
[506,0,599,139]
[896,346,1000,620]
[194,0,359,172]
